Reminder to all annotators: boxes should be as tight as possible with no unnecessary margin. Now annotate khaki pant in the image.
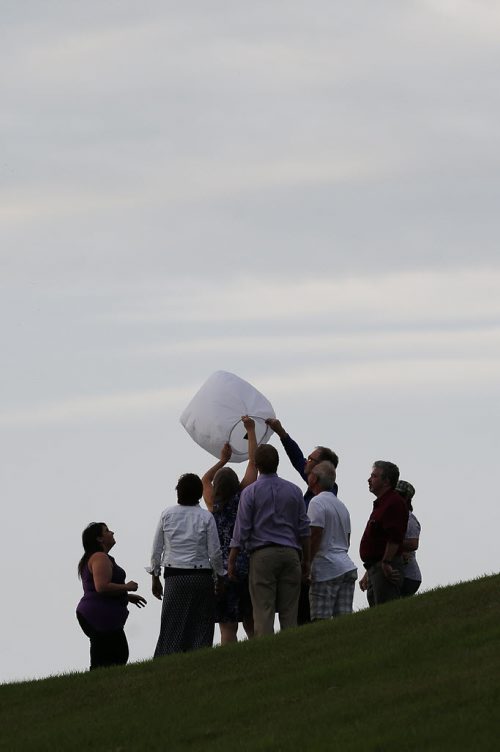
[249,546,302,636]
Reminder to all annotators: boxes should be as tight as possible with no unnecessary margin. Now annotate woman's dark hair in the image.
[213,467,240,511]
[78,522,105,578]
[176,474,203,506]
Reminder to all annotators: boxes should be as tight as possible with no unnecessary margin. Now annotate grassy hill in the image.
[1,575,499,751]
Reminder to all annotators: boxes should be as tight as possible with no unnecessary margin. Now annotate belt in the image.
[251,543,291,553]
[163,566,212,577]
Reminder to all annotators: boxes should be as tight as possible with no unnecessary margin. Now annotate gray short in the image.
[309,569,358,620]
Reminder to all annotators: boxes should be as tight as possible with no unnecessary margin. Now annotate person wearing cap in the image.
[396,480,422,597]
[359,461,409,606]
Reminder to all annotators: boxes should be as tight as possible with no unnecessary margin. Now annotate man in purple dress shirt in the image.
[228,444,311,637]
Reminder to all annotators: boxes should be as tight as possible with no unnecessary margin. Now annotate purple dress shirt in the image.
[230,473,310,552]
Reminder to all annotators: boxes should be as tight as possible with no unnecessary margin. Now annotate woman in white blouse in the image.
[149,473,224,656]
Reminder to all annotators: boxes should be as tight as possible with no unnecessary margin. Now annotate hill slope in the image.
[1,575,500,751]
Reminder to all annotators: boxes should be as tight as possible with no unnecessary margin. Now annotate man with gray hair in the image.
[359,461,409,606]
[307,461,357,620]
[265,416,339,625]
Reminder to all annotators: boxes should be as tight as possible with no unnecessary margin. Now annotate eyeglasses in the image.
[307,456,320,464]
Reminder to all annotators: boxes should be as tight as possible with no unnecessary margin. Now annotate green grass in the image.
[2,575,500,751]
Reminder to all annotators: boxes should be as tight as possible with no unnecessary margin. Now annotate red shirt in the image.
[359,489,409,565]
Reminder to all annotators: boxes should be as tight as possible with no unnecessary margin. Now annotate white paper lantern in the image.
[179,370,275,462]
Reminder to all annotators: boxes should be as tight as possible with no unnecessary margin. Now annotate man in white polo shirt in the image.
[307,461,357,620]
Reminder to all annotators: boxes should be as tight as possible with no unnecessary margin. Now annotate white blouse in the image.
[148,503,224,577]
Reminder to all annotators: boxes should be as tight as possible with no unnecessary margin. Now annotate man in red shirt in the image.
[359,461,409,607]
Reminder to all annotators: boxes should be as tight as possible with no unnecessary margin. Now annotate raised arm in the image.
[266,418,307,482]
[202,442,232,512]
[240,415,258,491]
[265,417,287,441]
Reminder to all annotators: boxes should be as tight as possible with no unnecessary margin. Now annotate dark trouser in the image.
[401,578,421,597]
[77,612,129,671]
[297,581,311,625]
[366,558,405,608]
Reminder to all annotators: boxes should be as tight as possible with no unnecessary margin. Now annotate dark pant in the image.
[366,558,405,608]
[401,578,421,597]
[297,581,311,625]
[77,613,129,670]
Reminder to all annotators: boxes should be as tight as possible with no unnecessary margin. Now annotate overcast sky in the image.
[1,1,499,684]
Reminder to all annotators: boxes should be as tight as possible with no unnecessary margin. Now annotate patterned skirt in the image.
[154,569,216,657]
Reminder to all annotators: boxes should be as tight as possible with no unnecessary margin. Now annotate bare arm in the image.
[227,547,240,581]
[382,541,400,562]
[402,537,419,552]
[89,553,138,594]
[202,443,232,512]
[381,542,401,582]
[240,416,258,491]
[309,526,324,563]
[128,594,147,608]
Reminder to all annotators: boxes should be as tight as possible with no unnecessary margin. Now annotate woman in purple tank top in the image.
[76,522,147,670]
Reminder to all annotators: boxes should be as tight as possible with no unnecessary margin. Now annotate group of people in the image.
[76,415,421,670]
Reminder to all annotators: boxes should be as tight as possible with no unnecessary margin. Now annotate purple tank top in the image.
[76,555,129,632]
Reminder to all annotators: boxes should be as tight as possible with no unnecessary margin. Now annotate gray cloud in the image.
[3,2,500,287]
